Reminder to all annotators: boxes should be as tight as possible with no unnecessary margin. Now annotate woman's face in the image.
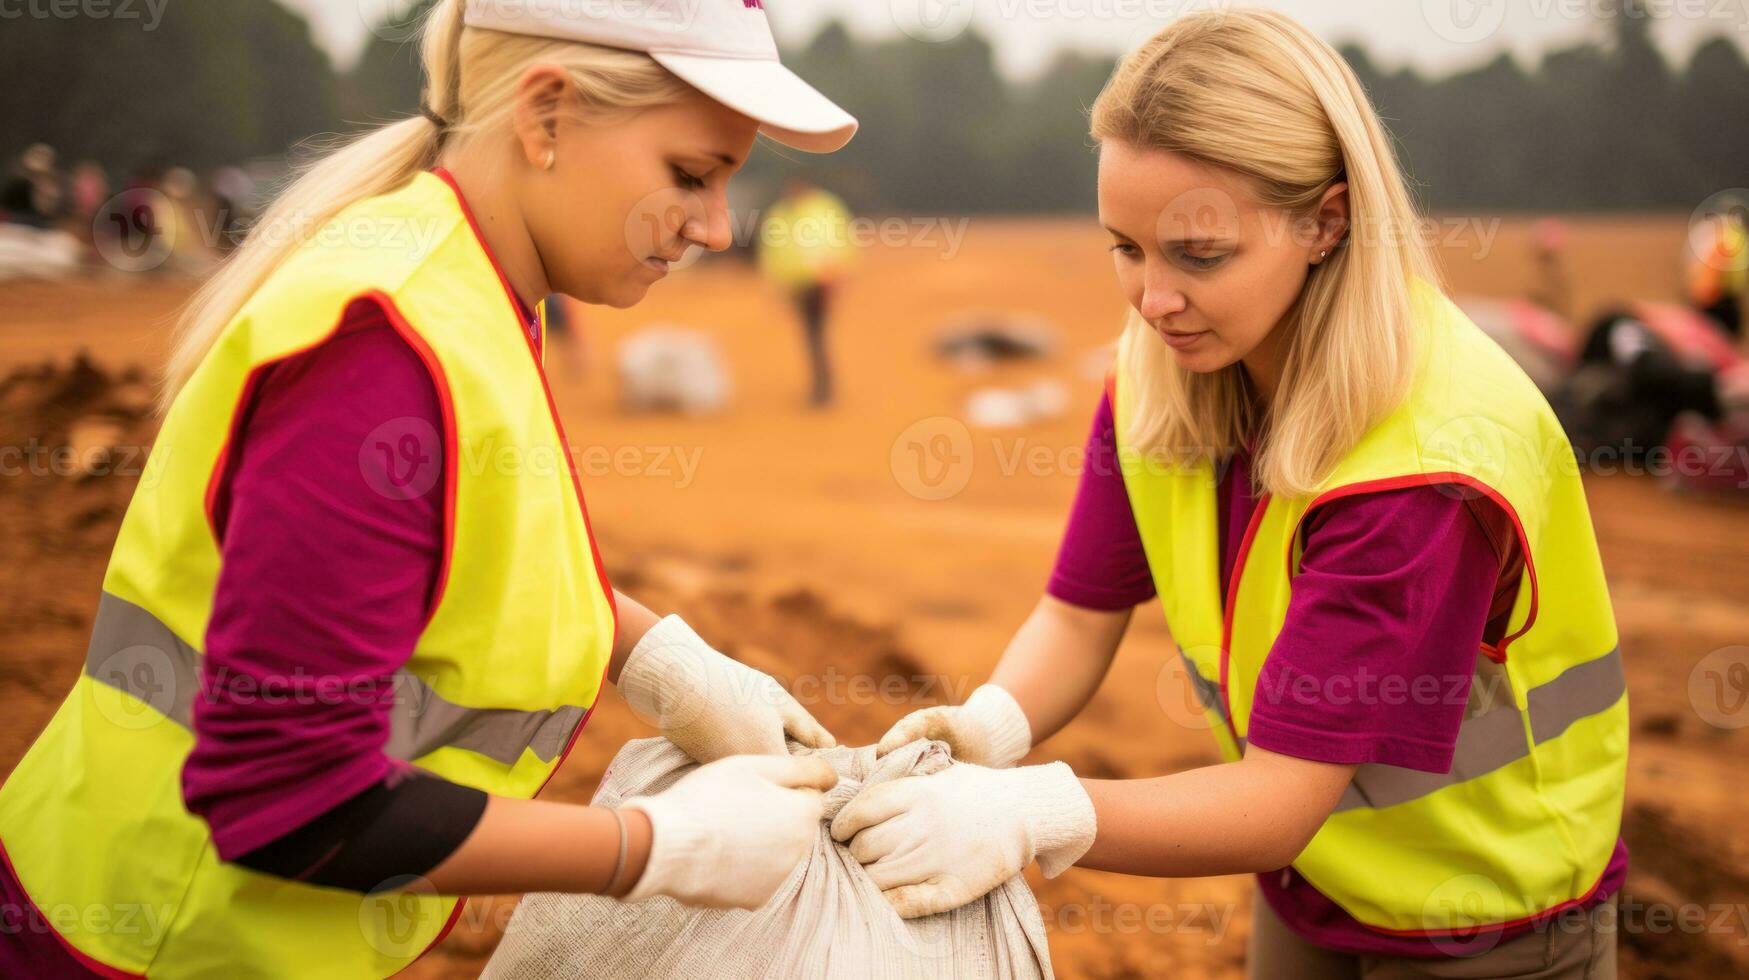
[522,85,760,309]
[1097,140,1345,388]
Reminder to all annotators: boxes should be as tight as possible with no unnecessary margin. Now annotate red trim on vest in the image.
[1360,863,1612,939]
[198,296,463,624]
[203,368,270,539]
[188,294,467,972]
[1288,472,1540,663]
[365,292,461,623]
[0,835,145,979]
[406,896,471,974]
[429,167,533,327]
[1277,475,1600,937]
[427,166,621,795]
[1218,492,1271,743]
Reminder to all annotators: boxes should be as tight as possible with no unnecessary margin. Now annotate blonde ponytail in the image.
[158,0,686,413]
[1093,10,1439,498]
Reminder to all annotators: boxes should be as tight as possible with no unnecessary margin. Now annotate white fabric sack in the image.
[616,326,731,415]
[483,738,1054,980]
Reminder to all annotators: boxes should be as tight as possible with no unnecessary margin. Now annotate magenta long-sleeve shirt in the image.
[0,296,516,976]
[181,299,455,859]
[1047,392,1627,957]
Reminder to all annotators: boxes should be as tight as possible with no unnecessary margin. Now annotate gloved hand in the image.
[622,754,838,909]
[829,760,1095,919]
[875,684,1032,768]
[619,615,836,763]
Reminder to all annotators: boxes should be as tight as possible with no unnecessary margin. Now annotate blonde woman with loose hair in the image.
[0,1,862,974]
[844,11,1626,979]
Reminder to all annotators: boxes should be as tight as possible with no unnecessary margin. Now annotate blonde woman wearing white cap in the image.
[0,1,856,975]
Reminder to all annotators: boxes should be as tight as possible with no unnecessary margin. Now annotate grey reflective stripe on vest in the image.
[382,688,587,766]
[1178,646,1229,724]
[83,592,586,765]
[1332,647,1625,813]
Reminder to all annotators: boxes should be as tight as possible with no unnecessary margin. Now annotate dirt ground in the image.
[1,214,1745,978]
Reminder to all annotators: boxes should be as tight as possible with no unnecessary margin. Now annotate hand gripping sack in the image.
[483,738,1054,980]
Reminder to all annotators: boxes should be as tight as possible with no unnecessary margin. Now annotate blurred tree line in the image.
[3,0,1744,214]
[0,0,338,179]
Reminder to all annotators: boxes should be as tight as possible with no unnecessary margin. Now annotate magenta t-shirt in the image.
[1047,392,1627,958]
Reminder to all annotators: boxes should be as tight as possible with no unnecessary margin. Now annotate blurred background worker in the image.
[1686,204,1747,337]
[543,292,590,382]
[758,177,854,407]
[1,143,65,229]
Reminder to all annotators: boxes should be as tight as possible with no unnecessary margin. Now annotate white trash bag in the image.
[483,738,1054,980]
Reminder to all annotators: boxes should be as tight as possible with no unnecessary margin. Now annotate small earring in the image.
[1318,249,1329,261]
[542,149,555,171]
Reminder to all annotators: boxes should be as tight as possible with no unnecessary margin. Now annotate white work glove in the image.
[622,754,838,909]
[619,615,836,763]
[875,684,1032,768]
[829,760,1095,919]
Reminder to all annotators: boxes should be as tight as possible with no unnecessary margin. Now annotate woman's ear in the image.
[1312,181,1350,262]
[512,64,573,170]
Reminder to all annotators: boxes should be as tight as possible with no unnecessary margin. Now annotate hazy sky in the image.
[292,0,1749,78]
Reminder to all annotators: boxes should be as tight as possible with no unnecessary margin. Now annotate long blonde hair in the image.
[158,0,689,413]
[1091,10,1438,498]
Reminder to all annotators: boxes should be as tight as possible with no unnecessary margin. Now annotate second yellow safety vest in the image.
[1112,280,1628,936]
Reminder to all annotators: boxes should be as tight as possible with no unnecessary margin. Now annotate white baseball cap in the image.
[463,0,857,152]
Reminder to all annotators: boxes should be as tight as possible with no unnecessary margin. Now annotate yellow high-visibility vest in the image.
[757,189,854,289]
[0,170,618,977]
[1112,280,1627,936]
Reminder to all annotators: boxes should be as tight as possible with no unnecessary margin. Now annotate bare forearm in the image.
[608,589,662,686]
[1076,749,1355,877]
[419,796,652,897]
[987,596,1129,745]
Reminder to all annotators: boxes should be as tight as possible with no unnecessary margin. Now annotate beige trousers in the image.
[1247,889,1618,980]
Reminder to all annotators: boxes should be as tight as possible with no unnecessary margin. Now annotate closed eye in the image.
[672,165,707,190]
[1174,249,1230,271]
